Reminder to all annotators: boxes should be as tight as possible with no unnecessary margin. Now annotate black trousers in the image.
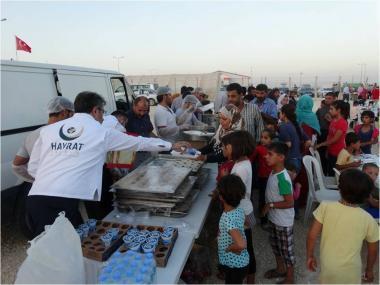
[244,228,257,274]
[257,177,268,224]
[326,154,338,177]
[317,129,329,175]
[220,264,248,284]
[26,195,82,238]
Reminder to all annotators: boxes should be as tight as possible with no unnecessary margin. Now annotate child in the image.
[363,163,379,219]
[306,169,379,284]
[262,142,295,284]
[285,162,301,220]
[349,100,360,129]
[354,110,379,154]
[316,100,349,176]
[217,175,249,284]
[335,132,361,170]
[250,128,274,226]
[221,130,256,283]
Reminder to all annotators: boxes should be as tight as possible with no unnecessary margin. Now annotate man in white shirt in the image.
[26,91,186,237]
[343,85,350,102]
[102,110,128,132]
[154,86,189,142]
[13,97,75,183]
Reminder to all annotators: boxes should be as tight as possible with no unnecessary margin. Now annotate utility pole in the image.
[299,72,303,87]
[250,66,253,86]
[288,76,292,90]
[314,76,318,98]
[113,56,124,72]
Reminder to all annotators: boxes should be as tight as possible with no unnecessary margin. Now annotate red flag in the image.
[15,36,31,53]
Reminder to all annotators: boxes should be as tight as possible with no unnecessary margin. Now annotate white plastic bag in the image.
[15,212,85,284]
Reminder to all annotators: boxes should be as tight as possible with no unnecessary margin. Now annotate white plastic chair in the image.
[303,155,341,223]
[309,147,338,189]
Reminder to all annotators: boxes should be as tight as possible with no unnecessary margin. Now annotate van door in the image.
[1,64,58,190]
[56,70,115,114]
[109,76,132,112]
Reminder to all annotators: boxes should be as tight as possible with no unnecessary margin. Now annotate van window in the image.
[110,77,130,112]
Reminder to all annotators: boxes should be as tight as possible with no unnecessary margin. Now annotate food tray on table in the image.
[147,154,205,173]
[112,164,191,193]
[80,221,130,262]
[117,225,178,267]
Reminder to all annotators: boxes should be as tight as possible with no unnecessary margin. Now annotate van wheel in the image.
[15,183,34,239]
[149,99,156,106]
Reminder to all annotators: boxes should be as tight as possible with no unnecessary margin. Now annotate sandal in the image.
[264,269,286,279]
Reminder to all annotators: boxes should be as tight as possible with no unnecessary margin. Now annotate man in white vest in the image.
[26,91,186,236]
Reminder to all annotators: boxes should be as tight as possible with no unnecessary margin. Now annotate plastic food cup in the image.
[139,230,150,237]
[101,233,113,247]
[128,228,139,235]
[146,237,159,246]
[142,243,156,253]
[79,224,90,238]
[128,242,141,251]
[123,235,135,246]
[134,235,146,244]
[76,228,84,241]
[161,232,173,245]
[86,219,97,232]
[106,228,120,240]
[149,231,161,239]
[164,227,175,234]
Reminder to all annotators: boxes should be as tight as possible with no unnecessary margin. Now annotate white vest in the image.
[28,113,171,200]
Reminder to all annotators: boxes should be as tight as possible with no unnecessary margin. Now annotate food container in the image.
[161,232,173,245]
[139,230,150,237]
[142,243,156,253]
[122,235,135,246]
[106,228,120,240]
[76,228,84,241]
[79,224,90,238]
[146,237,159,246]
[134,235,146,244]
[86,219,97,232]
[128,242,141,251]
[101,233,113,247]
[149,231,161,239]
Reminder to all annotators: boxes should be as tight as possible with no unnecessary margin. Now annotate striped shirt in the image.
[241,102,264,143]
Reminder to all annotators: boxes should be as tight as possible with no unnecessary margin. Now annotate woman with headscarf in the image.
[196,104,244,163]
[277,94,289,112]
[296,95,321,139]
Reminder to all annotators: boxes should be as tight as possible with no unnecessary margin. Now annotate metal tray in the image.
[112,164,191,194]
[150,154,205,173]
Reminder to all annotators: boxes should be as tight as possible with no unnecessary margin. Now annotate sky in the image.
[1,0,379,86]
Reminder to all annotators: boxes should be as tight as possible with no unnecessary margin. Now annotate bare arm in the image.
[335,160,361,170]
[306,219,323,271]
[316,130,343,148]
[13,155,29,166]
[261,194,294,216]
[226,228,247,254]
[363,241,379,283]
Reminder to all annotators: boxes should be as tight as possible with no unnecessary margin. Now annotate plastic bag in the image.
[15,212,85,284]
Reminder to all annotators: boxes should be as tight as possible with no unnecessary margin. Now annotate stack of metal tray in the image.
[112,155,209,217]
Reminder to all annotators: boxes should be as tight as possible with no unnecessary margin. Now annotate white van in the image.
[1,60,134,228]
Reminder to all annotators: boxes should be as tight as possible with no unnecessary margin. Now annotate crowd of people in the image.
[11,80,379,284]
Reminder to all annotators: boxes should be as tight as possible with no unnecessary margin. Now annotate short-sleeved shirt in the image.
[336,148,354,166]
[16,128,42,158]
[241,102,264,143]
[313,202,379,284]
[250,145,271,178]
[231,160,253,215]
[327,117,348,156]
[218,207,249,268]
[154,104,178,140]
[126,110,154,137]
[372,88,379,100]
[265,169,294,227]
[354,124,379,154]
[252,97,278,119]
[278,122,308,159]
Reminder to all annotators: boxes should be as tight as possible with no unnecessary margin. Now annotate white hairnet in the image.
[156,86,172,96]
[183,95,199,105]
[47,97,74,114]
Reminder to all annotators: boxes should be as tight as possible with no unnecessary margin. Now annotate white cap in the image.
[156,86,172,96]
[47,97,74,114]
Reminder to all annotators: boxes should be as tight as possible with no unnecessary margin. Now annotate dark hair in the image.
[256,84,268,92]
[339,169,373,204]
[353,100,359,106]
[221,130,255,160]
[226,83,243,95]
[361,110,375,120]
[247,86,255,94]
[363,163,379,171]
[74,91,106,113]
[187,86,194,92]
[345,132,359,146]
[280,104,303,141]
[267,141,289,157]
[332,100,350,119]
[133,96,149,106]
[217,174,246,207]
[325,92,335,98]
[111,110,128,118]
[285,161,297,172]
[262,128,275,139]
[180,86,187,95]
[242,86,247,95]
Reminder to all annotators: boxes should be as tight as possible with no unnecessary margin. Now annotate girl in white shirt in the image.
[220,130,257,283]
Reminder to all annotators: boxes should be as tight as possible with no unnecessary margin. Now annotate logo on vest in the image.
[59,125,83,141]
